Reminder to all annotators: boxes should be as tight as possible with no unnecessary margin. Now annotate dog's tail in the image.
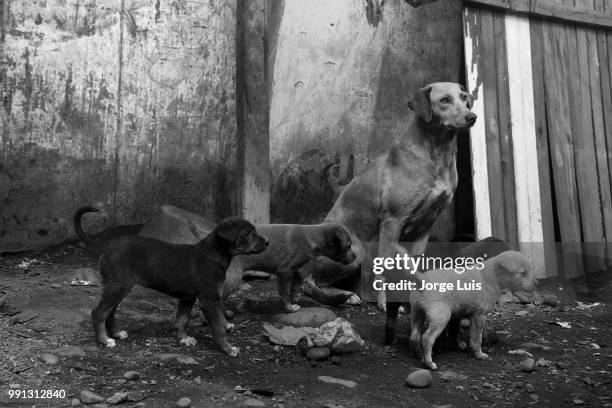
[74,206,100,249]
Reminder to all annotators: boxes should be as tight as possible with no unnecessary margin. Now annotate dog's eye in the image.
[440,97,450,104]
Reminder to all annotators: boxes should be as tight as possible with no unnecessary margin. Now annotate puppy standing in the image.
[74,207,268,356]
[409,251,536,370]
[223,223,356,312]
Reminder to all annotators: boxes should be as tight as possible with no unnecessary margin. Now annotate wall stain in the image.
[365,0,385,27]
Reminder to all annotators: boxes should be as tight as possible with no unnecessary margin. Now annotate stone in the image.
[307,347,330,361]
[438,370,467,382]
[106,392,128,405]
[80,390,105,404]
[243,398,265,407]
[71,267,101,286]
[520,343,553,352]
[263,324,311,346]
[177,356,197,365]
[177,397,191,408]
[239,283,252,292]
[71,398,81,406]
[542,294,559,306]
[51,283,61,289]
[498,292,520,304]
[138,205,215,244]
[38,353,59,365]
[317,376,357,388]
[520,358,536,373]
[555,362,568,370]
[126,391,147,402]
[272,307,337,328]
[525,383,535,393]
[405,369,433,388]
[325,318,364,353]
[123,371,140,380]
[51,345,86,358]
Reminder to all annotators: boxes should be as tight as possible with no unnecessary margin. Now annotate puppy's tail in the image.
[74,206,100,249]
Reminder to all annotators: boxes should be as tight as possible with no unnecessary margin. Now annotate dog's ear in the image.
[216,219,239,244]
[407,85,433,122]
[466,92,474,109]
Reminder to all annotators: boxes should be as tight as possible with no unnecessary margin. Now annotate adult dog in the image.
[223,223,356,312]
[74,206,268,356]
[316,82,476,309]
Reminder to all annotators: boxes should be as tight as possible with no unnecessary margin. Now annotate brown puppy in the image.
[74,207,268,356]
[223,223,356,312]
[319,82,476,310]
[408,250,536,370]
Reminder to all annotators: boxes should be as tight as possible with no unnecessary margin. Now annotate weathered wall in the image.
[0,0,237,252]
[269,0,463,233]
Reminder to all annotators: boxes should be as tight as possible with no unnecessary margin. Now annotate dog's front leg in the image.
[176,298,197,347]
[199,294,239,357]
[377,217,407,311]
[469,314,489,360]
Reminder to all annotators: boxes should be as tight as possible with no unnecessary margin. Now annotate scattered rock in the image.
[525,383,535,393]
[263,324,310,346]
[51,345,86,358]
[542,294,559,306]
[313,318,365,353]
[520,343,553,352]
[71,398,81,406]
[307,346,330,361]
[515,310,529,316]
[405,369,432,388]
[239,283,252,292]
[38,353,59,365]
[177,397,191,408]
[71,267,101,286]
[536,358,551,367]
[80,390,105,404]
[9,309,39,324]
[106,392,128,405]
[555,362,568,370]
[520,358,536,373]
[177,356,197,365]
[51,283,62,289]
[573,399,584,406]
[498,292,520,304]
[242,398,265,407]
[272,307,337,328]
[438,370,467,381]
[126,391,147,402]
[317,376,357,388]
[514,291,535,303]
[123,371,140,380]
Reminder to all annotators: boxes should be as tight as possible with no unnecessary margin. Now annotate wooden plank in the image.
[529,16,560,279]
[463,6,493,239]
[464,0,612,29]
[504,13,545,278]
[541,4,584,278]
[493,11,518,244]
[592,0,612,267]
[480,9,506,239]
[570,0,606,275]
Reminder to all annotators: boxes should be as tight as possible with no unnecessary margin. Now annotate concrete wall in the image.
[269,0,463,234]
[0,0,237,252]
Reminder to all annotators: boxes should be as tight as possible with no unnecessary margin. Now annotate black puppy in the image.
[74,206,268,356]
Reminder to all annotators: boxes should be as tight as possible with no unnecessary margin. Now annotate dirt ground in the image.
[1,244,611,408]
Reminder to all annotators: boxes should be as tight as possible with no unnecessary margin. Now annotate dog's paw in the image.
[114,330,128,340]
[286,304,301,313]
[398,305,407,314]
[179,336,198,347]
[345,294,362,305]
[225,323,235,333]
[424,360,437,370]
[226,346,240,357]
[457,340,468,350]
[104,338,117,348]
[474,351,490,360]
[377,300,387,312]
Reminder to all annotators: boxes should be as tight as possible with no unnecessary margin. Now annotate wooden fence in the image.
[463,0,612,278]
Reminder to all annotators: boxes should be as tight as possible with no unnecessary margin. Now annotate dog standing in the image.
[223,223,356,312]
[74,207,268,356]
[317,82,476,309]
[409,251,536,370]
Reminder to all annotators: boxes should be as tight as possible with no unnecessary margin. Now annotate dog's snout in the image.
[466,112,477,124]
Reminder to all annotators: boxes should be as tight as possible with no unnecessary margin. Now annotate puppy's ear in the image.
[407,85,433,122]
[216,219,239,244]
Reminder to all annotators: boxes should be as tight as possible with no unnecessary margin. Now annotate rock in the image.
[542,294,559,306]
[177,356,197,365]
[536,358,551,367]
[126,391,147,402]
[51,283,61,289]
[405,369,433,388]
[317,376,357,388]
[272,307,337,328]
[307,347,330,361]
[123,371,140,380]
[71,267,101,286]
[555,361,568,370]
[51,345,86,358]
[438,370,467,381]
[514,291,534,303]
[39,353,59,365]
[520,358,536,373]
[498,292,520,304]
[263,324,311,346]
[325,318,364,353]
[80,390,105,404]
[138,205,215,244]
[239,283,252,292]
[106,392,128,405]
[9,309,39,324]
[177,397,191,408]
[520,342,553,352]
[71,398,81,406]
[242,398,265,407]
[525,383,535,393]
[515,310,529,316]
[573,399,584,406]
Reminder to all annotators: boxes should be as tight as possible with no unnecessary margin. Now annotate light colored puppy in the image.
[409,250,536,370]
